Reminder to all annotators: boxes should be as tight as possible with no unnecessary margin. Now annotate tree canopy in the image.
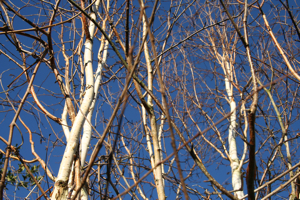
[0,0,300,199]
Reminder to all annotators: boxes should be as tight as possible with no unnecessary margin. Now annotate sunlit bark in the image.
[141,2,165,198]
[80,0,107,168]
[51,20,95,200]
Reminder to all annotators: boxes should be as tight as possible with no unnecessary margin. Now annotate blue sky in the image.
[1,0,300,199]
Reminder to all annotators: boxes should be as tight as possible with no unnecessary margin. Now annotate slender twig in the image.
[0,49,47,197]
[14,152,49,200]
[112,69,296,200]
[105,94,129,198]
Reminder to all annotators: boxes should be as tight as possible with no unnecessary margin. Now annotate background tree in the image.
[0,0,300,199]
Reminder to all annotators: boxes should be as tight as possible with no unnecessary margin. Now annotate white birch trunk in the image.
[80,39,108,166]
[142,7,165,198]
[77,2,104,199]
[224,61,244,198]
[51,29,95,200]
[79,38,108,199]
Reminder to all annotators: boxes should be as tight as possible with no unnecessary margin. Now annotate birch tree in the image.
[1,0,300,199]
